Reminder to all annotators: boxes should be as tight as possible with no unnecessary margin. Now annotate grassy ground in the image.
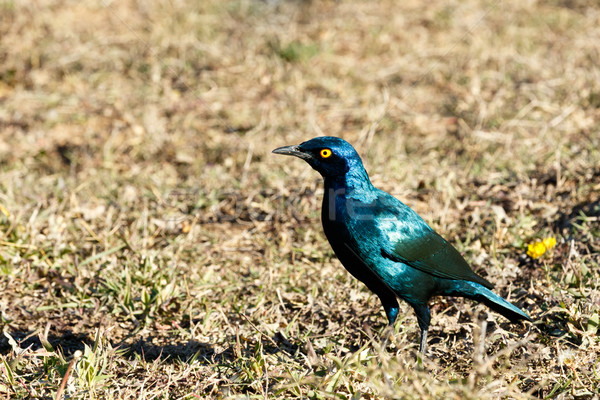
[1,0,599,398]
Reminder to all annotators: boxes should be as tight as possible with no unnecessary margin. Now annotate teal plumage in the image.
[273,136,531,354]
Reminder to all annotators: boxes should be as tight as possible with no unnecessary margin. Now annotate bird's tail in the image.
[451,281,532,322]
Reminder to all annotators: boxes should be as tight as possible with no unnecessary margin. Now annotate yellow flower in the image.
[527,242,546,259]
[527,237,557,259]
[543,237,556,249]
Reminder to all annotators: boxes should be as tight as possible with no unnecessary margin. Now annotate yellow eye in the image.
[320,148,332,158]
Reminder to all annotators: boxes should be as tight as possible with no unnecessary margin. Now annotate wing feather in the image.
[374,192,493,289]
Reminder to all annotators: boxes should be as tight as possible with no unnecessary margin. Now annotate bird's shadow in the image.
[1,328,91,355]
[0,325,302,366]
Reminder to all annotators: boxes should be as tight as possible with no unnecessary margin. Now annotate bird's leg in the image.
[419,328,428,355]
[416,328,428,368]
[380,324,393,350]
[413,304,431,358]
[380,305,399,350]
[375,300,399,350]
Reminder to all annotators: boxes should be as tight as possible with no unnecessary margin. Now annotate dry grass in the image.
[0,0,599,398]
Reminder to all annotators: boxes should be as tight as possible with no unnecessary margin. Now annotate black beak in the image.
[272,145,312,160]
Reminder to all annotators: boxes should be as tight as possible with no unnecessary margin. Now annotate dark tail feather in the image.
[460,282,532,322]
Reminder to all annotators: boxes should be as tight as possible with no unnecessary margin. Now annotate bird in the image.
[273,136,531,354]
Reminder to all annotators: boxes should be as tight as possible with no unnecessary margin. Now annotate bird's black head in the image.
[273,136,364,179]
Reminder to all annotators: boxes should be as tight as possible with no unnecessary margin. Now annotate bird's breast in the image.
[321,191,381,257]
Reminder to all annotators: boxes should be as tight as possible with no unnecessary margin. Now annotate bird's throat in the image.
[322,168,377,225]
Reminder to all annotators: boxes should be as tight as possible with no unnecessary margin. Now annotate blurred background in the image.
[0,0,599,398]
